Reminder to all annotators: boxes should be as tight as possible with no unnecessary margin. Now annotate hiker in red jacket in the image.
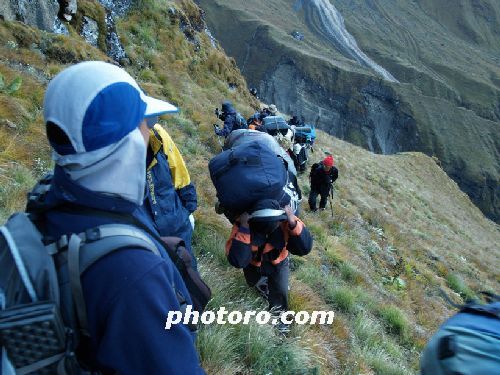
[308,155,339,211]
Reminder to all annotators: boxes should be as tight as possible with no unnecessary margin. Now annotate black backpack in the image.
[233,113,248,131]
[0,176,211,374]
[309,162,320,178]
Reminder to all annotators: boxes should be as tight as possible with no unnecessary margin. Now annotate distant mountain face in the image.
[197,0,500,222]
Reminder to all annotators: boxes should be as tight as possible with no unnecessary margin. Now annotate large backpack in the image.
[261,116,291,137]
[293,124,316,145]
[0,176,210,374]
[420,294,500,375]
[209,141,288,214]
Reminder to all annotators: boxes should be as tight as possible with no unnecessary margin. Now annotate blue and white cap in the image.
[43,61,178,205]
[44,61,178,154]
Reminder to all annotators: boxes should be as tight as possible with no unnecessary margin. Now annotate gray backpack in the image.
[0,209,158,374]
[420,293,500,375]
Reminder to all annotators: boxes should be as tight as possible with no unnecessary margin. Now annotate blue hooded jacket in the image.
[215,101,246,137]
[144,126,197,258]
[38,167,204,374]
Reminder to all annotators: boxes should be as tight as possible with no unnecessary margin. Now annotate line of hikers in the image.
[213,99,337,212]
[214,100,304,137]
[214,100,316,175]
[0,62,498,375]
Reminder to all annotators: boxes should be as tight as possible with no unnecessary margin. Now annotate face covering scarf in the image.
[52,127,147,205]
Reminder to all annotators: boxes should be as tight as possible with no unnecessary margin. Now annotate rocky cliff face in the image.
[0,0,131,61]
[259,59,418,155]
[0,0,62,32]
[197,0,500,222]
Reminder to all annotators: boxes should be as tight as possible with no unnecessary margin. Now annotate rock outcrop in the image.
[259,59,418,155]
[0,0,60,32]
[59,0,77,21]
[81,16,99,47]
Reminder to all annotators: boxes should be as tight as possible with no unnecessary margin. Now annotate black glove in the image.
[213,123,220,135]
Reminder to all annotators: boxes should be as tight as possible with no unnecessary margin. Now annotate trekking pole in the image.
[213,124,224,151]
[329,185,334,218]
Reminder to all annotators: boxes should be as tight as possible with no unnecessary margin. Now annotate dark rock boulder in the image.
[58,0,77,21]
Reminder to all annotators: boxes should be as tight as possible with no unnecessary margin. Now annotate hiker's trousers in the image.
[243,257,290,312]
[308,188,328,210]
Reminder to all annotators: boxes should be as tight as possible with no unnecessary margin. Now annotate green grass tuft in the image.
[0,163,35,221]
[325,286,357,314]
[192,221,228,267]
[196,324,243,374]
[339,262,362,284]
[368,356,408,375]
[446,273,475,301]
[377,305,410,341]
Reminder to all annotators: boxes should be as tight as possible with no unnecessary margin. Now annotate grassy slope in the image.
[0,1,499,374]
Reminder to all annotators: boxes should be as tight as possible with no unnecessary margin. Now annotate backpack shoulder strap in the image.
[78,224,160,272]
[65,224,160,336]
[25,173,54,214]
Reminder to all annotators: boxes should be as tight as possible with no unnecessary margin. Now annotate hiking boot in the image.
[276,321,291,336]
[319,208,326,211]
[255,276,269,300]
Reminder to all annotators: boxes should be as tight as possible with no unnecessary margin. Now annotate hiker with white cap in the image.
[258,104,279,120]
[24,61,205,373]
[268,104,278,116]
[224,199,313,333]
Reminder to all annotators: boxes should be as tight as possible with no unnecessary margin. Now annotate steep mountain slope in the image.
[0,1,499,374]
[196,0,500,223]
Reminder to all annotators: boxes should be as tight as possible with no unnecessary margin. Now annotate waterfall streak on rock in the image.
[302,0,398,82]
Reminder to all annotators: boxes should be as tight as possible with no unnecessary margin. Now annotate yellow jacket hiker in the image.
[142,123,198,267]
